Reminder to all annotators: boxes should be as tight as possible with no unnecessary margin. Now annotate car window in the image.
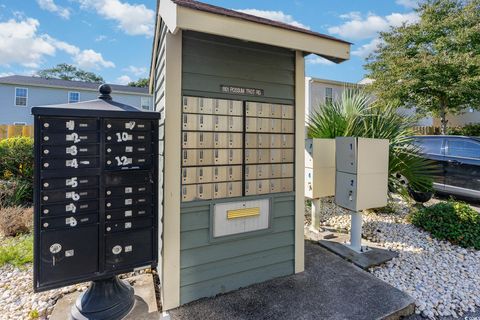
[414,138,443,155]
[446,140,480,159]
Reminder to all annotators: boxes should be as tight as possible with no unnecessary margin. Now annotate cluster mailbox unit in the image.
[32,85,160,319]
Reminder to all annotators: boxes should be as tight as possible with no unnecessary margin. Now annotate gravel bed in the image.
[307,197,480,319]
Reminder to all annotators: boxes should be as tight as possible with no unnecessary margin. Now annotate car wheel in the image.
[408,188,433,203]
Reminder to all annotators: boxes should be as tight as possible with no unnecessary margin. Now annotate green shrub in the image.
[0,179,33,207]
[448,123,480,136]
[0,234,33,267]
[411,201,480,249]
[0,137,34,181]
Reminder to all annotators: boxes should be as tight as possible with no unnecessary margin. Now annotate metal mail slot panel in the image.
[228,116,243,132]
[105,229,153,271]
[213,182,228,199]
[105,155,152,169]
[256,179,270,195]
[41,200,98,217]
[257,118,270,133]
[270,179,282,193]
[106,131,150,143]
[104,119,151,131]
[182,149,197,166]
[213,115,228,131]
[42,132,98,145]
[245,149,257,164]
[245,180,257,195]
[213,149,228,165]
[270,135,282,148]
[281,178,294,192]
[245,117,257,132]
[257,149,270,163]
[106,206,152,221]
[183,96,198,113]
[197,166,213,183]
[42,144,99,158]
[212,166,226,182]
[41,213,98,230]
[227,181,242,197]
[228,149,242,165]
[41,176,99,190]
[197,114,213,131]
[41,189,98,204]
[106,184,152,197]
[270,118,282,133]
[281,164,294,177]
[245,165,257,180]
[105,171,151,186]
[198,98,214,114]
[228,133,243,148]
[282,105,294,119]
[270,164,282,178]
[213,132,228,148]
[182,114,198,131]
[282,120,295,133]
[281,149,294,163]
[105,217,153,233]
[41,118,98,132]
[198,149,214,166]
[270,149,282,163]
[282,134,294,148]
[270,104,282,118]
[106,143,151,155]
[42,157,99,170]
[256,164,270,179]
[198,132,214,148]
[38,226,98,286]
[106,195,150,210]
[182,167,197,184]
[227,165,242,180]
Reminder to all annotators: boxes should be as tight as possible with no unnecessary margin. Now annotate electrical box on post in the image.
[304,138,336,199]
[335,137,389,211]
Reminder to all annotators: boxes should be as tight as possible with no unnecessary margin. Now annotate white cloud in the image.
[328,12,419,40]
[76,0,155,36]
[306,55,335,65]
[116,75,132,85]
[37,0,71,19]
[74,49,115,70]
[234,9,310,30]
[396,0,418,8]
[95,35,107,42]
[124,65,147,76]
[352,38,383,58]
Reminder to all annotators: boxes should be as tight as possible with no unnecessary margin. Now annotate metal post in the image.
[349,210,363,252]
[311,198,321,230]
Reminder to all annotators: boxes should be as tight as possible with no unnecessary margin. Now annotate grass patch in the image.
[0,233,33,267]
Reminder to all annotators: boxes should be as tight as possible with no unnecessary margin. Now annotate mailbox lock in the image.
[50,243,62,254]
[43,182,49,187]
[107,191,112,195]
[44,123,50,128]
[107,215,111,219]
[107,124,112,128]
[44,136,49,141]
[112,245,122,255]
[44,149,49,155]
[107,202,111,207]
[43,209,49,214]
[43,196,49,201]
[44,163,49,168]
[43,222,49,228]
[107,227,112,232]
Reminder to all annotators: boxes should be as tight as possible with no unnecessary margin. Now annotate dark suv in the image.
[412,135,480,200]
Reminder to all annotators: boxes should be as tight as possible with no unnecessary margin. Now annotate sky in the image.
[0,0,420,85]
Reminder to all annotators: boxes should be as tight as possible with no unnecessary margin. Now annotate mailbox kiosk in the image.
[32,85,160,319]
[150,0,351,310]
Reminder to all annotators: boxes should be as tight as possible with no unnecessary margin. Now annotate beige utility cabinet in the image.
[335,137,389,211]
[304,139,336,199]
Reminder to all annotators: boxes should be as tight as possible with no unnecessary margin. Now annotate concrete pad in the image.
[50,274,159,320]
[167,241,415,320]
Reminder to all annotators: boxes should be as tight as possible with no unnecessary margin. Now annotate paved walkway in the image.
[168,241,414,320]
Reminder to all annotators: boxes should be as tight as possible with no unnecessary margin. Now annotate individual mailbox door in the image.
[270,118,282,133]
[183,96,198,113]
[182,114,197,131]
[213,115,228,131]
[257,149,270,163]
[106,143,151,156]
[282,119,294,133]
[270,164,282,178]
[227,166,242,181]
[105,155,151,170]
[257,134,268,148]
[282,105,294,119]
[245,102,257,117]
[43,157,99,170]
[282,149,294,163]
[106,195,150,210]
[213,133,228,148]
[281,164,294,178]
[245,134,257,148]
[257,103,270,117]
[256,164,270,179]
[104,171,151,187]
[43,145,99,158]
[270,179,282,193]
[197,167,213,183]
[257,118,270,133]
[212,166,227,182]
[41,200,98,217]
[335,172,357,210]
[182,150,197,166]
[213,99,228,115]
[198,97,213,114]
[282,134,294,148]
[281,178,294,192]
[198,149,214,166]
[182,185,196,202]
[228,133,243,148]
[197,132,213,149]
[41,213,98,230]
[105,119,151,131]
[42,189,98,204]
[182,167,197,184]
[106,131,150,144]
[42,132,98,145]
[213,149,228,165]
[106,184,152,198]
[227,182,242,197]
[270,149,282,163]
[245,180,257,196]
[41,176,98,190]
[270,135,282,148]
[228,149,242,165]
[105,229,153,271]
[256,180,269,194]
[228,100,243,116]
[41,118,98,132]
[106,207,152,221]
[245,117,257,132]
[105,217,153,233]
[270,104,282,118]
[197,184,212,200]
[336,137,357,174]
[213,183,228,199]
[245,165,257,180]
[38,226,98,286]
[245,149,257,164]
[198,114,213,131]
[182,132,197,149]
[228,116,243,132]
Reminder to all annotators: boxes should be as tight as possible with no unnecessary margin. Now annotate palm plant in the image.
[307,89,437,197]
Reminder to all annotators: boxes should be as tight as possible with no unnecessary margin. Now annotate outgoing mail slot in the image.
[41,118,98,132]
[256,180,269,194]
[245,180,257,195]
[106,143,151,155]
[41,176,99,190]
[105,155,152,169]
[282,105,294,119]
[106,195,150,210]
[182,167,197,184]
[213,133,228,148]
[282,134,294,148]
[213,183,228,199]
[257,103,270,117]
[183,96,198,113]
[104,119,151,131]
[105,217,153,233]
[182,185,196,202]
[245,102,257,116]
[212,166,227,182]
[38,226,98,286]
[213,149,228,165]
[245,149,257,164]
[245,117,257,132]
[182,132,197,148]
[214,99,228,115]
[105,229,154,271]
[282,119,294,133]
[41,213,98,230]
[197,132,214,148]
[270,164,282,178]
[228,149,242,165]
[197,166,213,183]
[197,184,212,200]
[281,164,294,177]
[257,134,268,148]
[106,206,152,221]
[106,131,150,144]
[227,181,242,197]
[42,144,99,158]
[42,157,98,170]
[228,133,243,148]
[281,178,294,192]
[227,165,242,180]
[270,118,282,133]
[213,115,228,131]
[270,179,282,193]
[41,200,98,217]
[41,189,98,204]
[228,116,243,132]
[228,100,243,116]
[198,98,213,114]
[245,134,258,148]
[42,132,98,145]
[281,149,294,162]
[257,149,270,163]
[245,165,257,180]
[256,164,270,179]
[257,118,270,133]
[106,184,152,197]
[105,171,151,186]
[270,104,282,118]
[198,114,213,131]
[182,149,197,166]
[270,149,282,163]
[270,135,282,148]
[182,114,197,131]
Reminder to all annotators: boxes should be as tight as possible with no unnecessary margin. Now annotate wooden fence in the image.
[412,126,440,135]
[0,125,34,140]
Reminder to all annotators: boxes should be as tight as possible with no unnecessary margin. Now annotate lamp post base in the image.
[70,276,135,320]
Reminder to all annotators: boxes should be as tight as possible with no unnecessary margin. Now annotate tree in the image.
[128,78,149,87]
[36,64,104,83]
[365,0,480,134]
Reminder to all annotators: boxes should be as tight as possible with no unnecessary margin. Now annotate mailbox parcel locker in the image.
[304,139,336,199]
[152,0,350,311]
[32,86,160,292]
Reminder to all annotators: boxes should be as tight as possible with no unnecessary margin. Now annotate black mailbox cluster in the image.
[32,87,159,292]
